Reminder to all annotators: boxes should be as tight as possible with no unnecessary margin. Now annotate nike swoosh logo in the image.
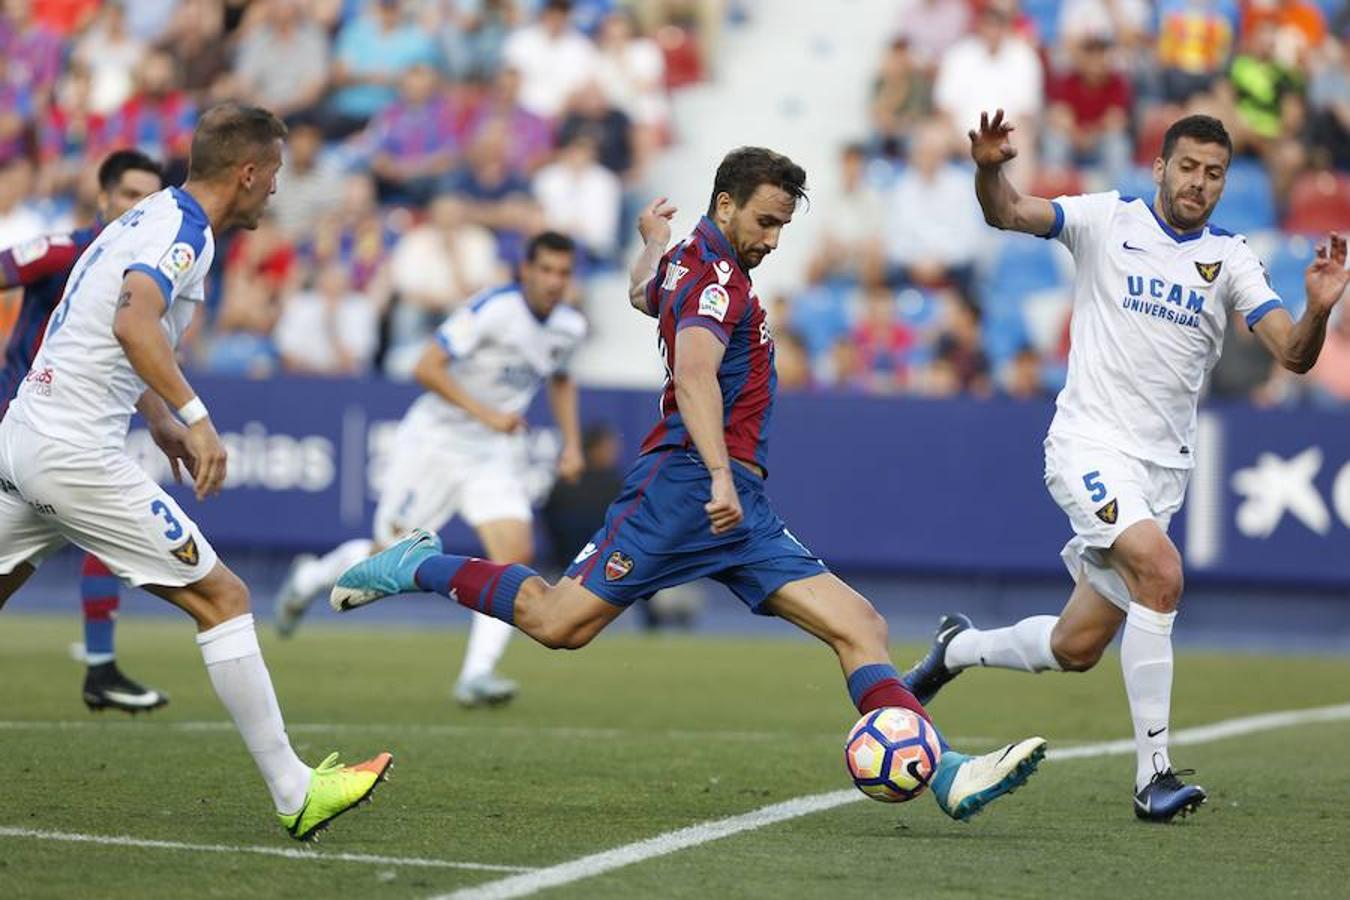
[1122,241,1145,252]
[937,625,962,643]
[996,744,1016,765]
[99,689,162,706]
[1135,794,1151,814]
[1147,726,1167,738]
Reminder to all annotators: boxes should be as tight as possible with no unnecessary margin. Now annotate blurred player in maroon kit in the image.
[0,149,167,712]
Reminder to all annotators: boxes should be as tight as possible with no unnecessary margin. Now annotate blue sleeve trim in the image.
[125,263,172,310]
[434,330,456,357]
[675,317,731,345]
[1039,201,1065,240]
[1246,298,1284,331]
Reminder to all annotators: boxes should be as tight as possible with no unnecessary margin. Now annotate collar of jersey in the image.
[695,215,742,268]
[171,185,209,226]
[1139,195,1207,244]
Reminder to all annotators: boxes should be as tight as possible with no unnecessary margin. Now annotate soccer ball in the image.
[844,707,942,802]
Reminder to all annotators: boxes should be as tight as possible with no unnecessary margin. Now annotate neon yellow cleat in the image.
[278,751,393,842]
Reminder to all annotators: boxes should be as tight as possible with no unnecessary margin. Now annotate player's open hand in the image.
[1305,232,1349,314]
[557,442,585,483]
[969,109,1018,170]
[185,418,227,501]
[705,467,743,535]
[148,416,198,485]
[482,409,527,434]
[637,197,677,248]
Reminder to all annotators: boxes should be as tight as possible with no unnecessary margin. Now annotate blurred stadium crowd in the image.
[0,0,1345,406]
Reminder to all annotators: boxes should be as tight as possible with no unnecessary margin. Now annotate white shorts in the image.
[1043,432,1189,612]
[372,428,531,545]
[0,418,217,586]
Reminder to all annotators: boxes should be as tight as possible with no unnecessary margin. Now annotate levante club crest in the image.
[604,551,634,581]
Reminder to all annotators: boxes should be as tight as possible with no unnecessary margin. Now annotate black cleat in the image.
[1134,768,1207,822]
[83,662,169,714]
[902,614,973,705]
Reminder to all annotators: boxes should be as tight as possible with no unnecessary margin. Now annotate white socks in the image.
[197,614,312,814]
[458,613,514,684]
[296,539,373,599]
[1121,601,1177,791]
[945,616,1062,673]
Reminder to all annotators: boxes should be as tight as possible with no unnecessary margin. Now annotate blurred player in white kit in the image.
[275,230,587,708]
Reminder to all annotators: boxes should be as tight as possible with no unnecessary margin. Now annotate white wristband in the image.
[177,396,209,426]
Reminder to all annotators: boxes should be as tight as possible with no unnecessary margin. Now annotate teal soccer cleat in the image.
[330,530,442,613]
[930,737,1047,821]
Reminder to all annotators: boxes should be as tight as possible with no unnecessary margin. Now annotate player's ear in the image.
[714,192,733,227]
[1151,156,1165,187]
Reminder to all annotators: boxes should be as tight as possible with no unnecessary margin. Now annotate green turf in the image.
[2,614,1348,899]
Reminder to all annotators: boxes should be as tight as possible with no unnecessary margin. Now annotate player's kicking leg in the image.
[906,522,1205,822]
[763,572,1046,822]
[79,553,169,713]
[274,539,373,638]
[151,561,392,841]
[332,529,625,651]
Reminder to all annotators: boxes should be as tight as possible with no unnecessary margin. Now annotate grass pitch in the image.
[2,613,1348,899]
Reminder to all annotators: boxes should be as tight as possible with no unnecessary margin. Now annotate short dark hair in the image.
[525,230,576,262]
[706,147,808,216]
[97,149,163,192]
[187,104,287,181]
[1161,115,1232,162]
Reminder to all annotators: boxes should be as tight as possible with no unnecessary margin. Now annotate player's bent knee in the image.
[200,569,252,624]
[1135,555,1184,612]
[1050,632,1104,672]
[532,620,596,651]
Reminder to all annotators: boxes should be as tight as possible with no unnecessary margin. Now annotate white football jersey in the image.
[400,284,587,451]
[1046,191,1283,469]
[9,187,214,449]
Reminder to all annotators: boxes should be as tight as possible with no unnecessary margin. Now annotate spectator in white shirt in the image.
[934,0,1044,177]
[502,0,598,120]
[532,130,621,263]
[233,0,331,120]
[275,264,380,376]
[884,123,984,300]
[73,1,144,115]
[810,143,885,285]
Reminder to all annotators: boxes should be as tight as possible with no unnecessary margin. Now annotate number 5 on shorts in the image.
[1081,471,1107,503]
[150,499,184,541]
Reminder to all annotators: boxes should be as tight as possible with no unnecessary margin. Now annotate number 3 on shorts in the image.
[1081,470,1107,503]
[150,499,184,541]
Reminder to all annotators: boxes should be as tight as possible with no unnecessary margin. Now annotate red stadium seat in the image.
[1283,171,1350,236]
[1029,168,1084,201]
[1134,106,1175,165]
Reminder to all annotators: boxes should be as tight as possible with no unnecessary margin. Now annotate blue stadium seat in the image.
[1266,234,1315,319]
[983,239,1062,365]
[790,280,854,360]
[1209,158,1276,235]
[1020,0,1060,45]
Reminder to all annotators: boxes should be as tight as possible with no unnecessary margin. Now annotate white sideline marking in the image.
[0,719,996,746]
[438,702,1350,900]
[0,826,534,873]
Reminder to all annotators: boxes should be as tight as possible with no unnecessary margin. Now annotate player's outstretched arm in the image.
[628,197,677,317]
[113,271,226,499]
[547,373,584,482]
[410,339,525,433]
[673,326,743,534]
[1253,232,1349,373]
[970,109,1057,236]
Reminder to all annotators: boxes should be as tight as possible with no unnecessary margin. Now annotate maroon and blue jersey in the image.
[639,216,776,473]
[0,225,98,420]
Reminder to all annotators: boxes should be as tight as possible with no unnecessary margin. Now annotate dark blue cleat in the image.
[902,614,973,705]
[1134,769,1207,822]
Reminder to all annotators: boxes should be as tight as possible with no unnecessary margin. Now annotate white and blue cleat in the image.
[930,737,1047,821]
[1134,769,1206,822]
[330,529,443,612]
